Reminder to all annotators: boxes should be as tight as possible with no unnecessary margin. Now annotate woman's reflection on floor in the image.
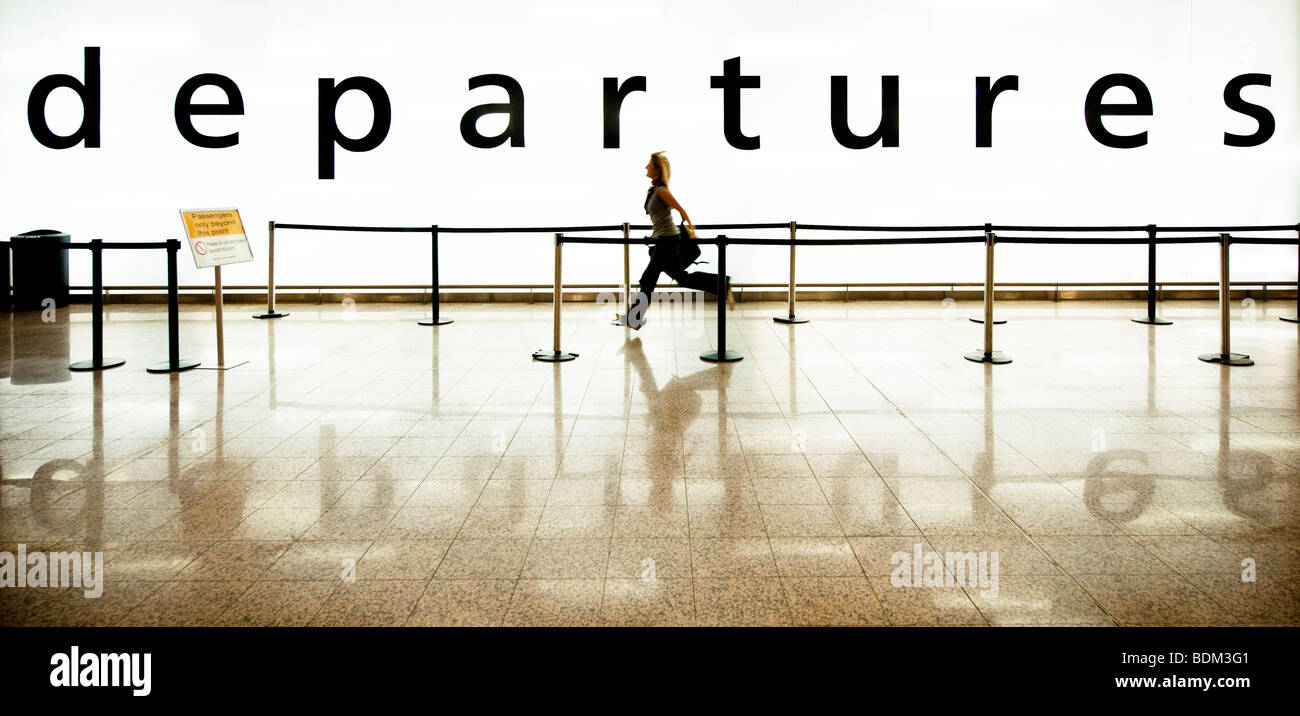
[620,337,736,505]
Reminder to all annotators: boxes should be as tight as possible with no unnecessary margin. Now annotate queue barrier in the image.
[535,224,1299,367]
[0,238,198,373]
[251,219,1296,366]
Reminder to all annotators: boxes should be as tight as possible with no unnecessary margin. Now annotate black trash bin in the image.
[10,230,71,311]
[1,239,9,311]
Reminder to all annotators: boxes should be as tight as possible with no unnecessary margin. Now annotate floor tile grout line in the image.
[787,312,1100,625]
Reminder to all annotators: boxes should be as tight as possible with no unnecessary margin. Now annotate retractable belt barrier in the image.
[0,239,197,373]
[539,223,1298,366]
[247,220,1297,367]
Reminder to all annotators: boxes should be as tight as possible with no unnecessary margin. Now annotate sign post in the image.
[180,208,253,370]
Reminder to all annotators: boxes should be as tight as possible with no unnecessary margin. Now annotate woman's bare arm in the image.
[656,186,695,236]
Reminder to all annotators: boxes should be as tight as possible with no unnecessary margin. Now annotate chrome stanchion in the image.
[1132,224,1172,325]
[1282,224,1299,323]
[1199,233,1253,366]
[419,225,453,326]
[533,232,578,362]
[70,239,125,371]
[774,220,808,324]
[148,239,202,373]
[970,222,1006,325]
[253,220,288,319]
[965,230,1011,364]
[701,235,742,363]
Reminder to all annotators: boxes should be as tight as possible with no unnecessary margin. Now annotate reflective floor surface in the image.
[1,298,1297,625]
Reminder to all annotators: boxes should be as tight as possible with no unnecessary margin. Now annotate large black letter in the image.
[603,76,646,148]
[709,57,760,150]
[27,46,100,149]
[175,74,244,149]
[1223,73,1274,147]
[1084,74,1152,149]
[317,77,391,180]
[830,76,899,149]
[975,75,1018,147]
[460,74,525,149]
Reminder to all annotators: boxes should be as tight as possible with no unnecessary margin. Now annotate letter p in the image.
[318,77,391,179]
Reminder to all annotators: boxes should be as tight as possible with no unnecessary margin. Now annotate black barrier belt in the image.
[675,222,791,230]
[1229,237,1300,245]
[989,224,1296,232]
[271,221,1298,234]
[438,225,625,233]
[274,223,429,233]
[559,235,988,246]
[557,235,1293,246]
[443,223,792,233]
[997,236,1223,245]
[1155,224,1299,232]
[62,241,174,249]
[1000,236,1299,245]
[800,224,990,232]
[559,236,669,245]
[727,236,988,246]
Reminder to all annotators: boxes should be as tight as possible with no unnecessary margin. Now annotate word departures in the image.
[26,49,1277,179]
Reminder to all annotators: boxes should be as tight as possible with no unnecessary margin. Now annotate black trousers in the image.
[625,239,719,326]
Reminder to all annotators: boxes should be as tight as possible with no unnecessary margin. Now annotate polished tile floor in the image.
[1,298,1297,626]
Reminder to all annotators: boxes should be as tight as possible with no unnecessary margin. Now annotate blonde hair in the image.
[650,151,671,185]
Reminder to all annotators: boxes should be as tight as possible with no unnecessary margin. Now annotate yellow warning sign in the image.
[179,207,253,268]
[181,208,245,239]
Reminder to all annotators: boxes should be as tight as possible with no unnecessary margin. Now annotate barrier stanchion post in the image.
[203,263,245,370]
[253,220,287,319]
[148,239,201,373]
[70,239,125,371]
[1132,223,1172,325]
[774,220,808,325]
[533,233,577,362]
[622,222,631,315]
[965,230,1011,364]
[215,265,224,366]
[1282,223,1299,323]
[701,235,742,363]
[419,225,453,326]
[970,222,1006,325]
[1199,233,1253,366]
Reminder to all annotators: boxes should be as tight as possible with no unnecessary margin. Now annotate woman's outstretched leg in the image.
[621,254,666,328]
[666,265,733,306]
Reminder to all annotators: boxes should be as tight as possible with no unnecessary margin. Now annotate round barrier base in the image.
[253,312,288,319]
[969,317,1007,325]
[700,350,743,363]
[418,318,454,326]
[1131,316,1173,325]
[1198,352,1254,366]
[1280,315,1299,323]
[533,350,577,362]
[69,357,126,372]
[146,359,202,373]
[964,350,1012,364]
[773,315,809,325]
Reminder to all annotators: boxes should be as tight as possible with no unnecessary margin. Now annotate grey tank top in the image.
[645,186,680,237]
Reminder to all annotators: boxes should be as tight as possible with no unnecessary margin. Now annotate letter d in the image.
[28,47,101,149]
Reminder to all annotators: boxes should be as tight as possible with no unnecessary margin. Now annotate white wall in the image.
[1,0,1296,290]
